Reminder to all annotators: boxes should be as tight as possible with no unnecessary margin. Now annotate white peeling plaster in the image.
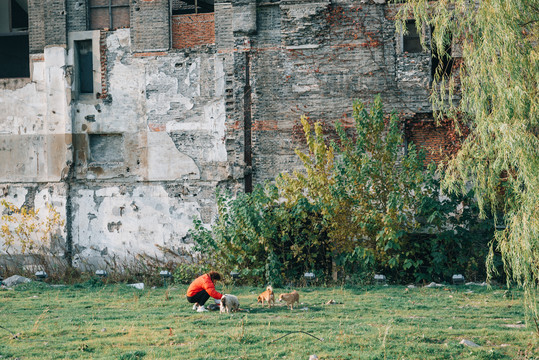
[147,131,200,180]
[72,185,201,267]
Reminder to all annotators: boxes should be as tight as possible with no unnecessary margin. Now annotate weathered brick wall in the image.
[405,115,467,165]
[130,0,170,52]
[44,0,68,46]
[246,1,433,183]
[28,0,68,51]
[172,14,215,49]
[28,0,45,53]
[66,0,88,32]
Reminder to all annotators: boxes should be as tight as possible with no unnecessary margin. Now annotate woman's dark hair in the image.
[208,271,222,282]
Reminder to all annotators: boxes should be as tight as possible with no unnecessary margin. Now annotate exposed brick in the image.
[172,14,216,49]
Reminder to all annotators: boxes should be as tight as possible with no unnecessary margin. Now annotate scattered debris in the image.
[309,355,319,360]
[269,331,324,344]
[407,284,416,289]
[101,328,107,332]
[504,324,526,328]
[2,275,32,287]
[325,299,336,305]
[460,339,480,347]
[465,282,487,286]
[425,282,443,288]
[300,307,309,311]
[127,283,144,290]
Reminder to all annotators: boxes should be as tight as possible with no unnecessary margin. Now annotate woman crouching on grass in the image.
[186,271,223,312]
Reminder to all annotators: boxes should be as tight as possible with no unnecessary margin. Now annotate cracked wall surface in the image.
[0,0,446,269]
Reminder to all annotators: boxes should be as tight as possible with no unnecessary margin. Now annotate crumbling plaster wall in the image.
[1,0,439,269]
[68,28,231,267]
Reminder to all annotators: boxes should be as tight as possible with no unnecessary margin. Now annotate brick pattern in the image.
[130,0,170,51]
[98,31,108,99]
[405,115,460,165]
[28,0,45,53]
[66,0,88,32]
[242,2,435,184]
[44,0,68,46]
[172,14,216,49]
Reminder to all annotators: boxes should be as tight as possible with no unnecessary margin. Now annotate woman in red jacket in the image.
[186,271,223,312]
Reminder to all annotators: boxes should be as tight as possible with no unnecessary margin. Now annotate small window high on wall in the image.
[403,20,422,53]
[0,0,29,78]
[89,0,130,30]
[172,0,214,15]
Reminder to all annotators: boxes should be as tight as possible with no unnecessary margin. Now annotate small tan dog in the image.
[278,290,300,310]
[257,285,275,308]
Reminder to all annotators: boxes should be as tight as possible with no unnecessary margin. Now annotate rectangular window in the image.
[172,0,214,15]
[76,40,94,94]
[0,0,29,78]
[89,0,130,30]
[403,20,422,53]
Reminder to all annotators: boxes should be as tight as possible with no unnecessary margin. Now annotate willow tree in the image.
[396,1,539,319]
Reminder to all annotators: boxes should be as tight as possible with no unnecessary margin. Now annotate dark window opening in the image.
[76,40,94,94]
[0,0,29,78]
[89,0,130,30]
[172,0,214,15]
[431,28,453,80]
[403,20,422,53]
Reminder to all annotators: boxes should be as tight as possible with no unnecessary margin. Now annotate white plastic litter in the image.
[127,283,144,290]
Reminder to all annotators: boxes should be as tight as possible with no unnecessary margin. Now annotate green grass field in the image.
[0,282,536,359]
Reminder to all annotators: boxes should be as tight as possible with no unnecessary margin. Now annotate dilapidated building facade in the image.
[0,0,459,268]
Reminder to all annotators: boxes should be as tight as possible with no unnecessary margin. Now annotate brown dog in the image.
[257,285,275,308]
[278,290,299,310]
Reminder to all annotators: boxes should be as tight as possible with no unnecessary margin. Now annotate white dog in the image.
[220,294,240,313]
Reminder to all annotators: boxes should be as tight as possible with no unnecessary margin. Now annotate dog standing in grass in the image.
[220,294,240,313]
[257,285,275,308]
[278,290,299,310]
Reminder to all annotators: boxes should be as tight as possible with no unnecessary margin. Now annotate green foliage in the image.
[191,96,496,284]
[329,97,427,270]
[396,167,498,283]
[396,0,539,317]
[190,185,334,285]
[172,262,211,285]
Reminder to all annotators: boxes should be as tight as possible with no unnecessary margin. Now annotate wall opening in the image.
[0,0,29,78]
[76,40,94,94]
[403,20,422,53]
[172,0,214,15]
[431,28,453,80]
[88,0,130,30]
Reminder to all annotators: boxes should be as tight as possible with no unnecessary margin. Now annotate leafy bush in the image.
[190,96,497,285]
[190,184,334,286]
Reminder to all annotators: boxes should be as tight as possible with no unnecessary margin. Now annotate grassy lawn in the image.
[0,281,537,359]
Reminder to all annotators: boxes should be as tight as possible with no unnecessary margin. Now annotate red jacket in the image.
[186,273,222,299]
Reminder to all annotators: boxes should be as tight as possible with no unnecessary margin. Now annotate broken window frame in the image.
[68,31,102,102]
[88,0,130,31]
[171,0,214,15]
[402,20,423,54]
[0,0,30,79]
